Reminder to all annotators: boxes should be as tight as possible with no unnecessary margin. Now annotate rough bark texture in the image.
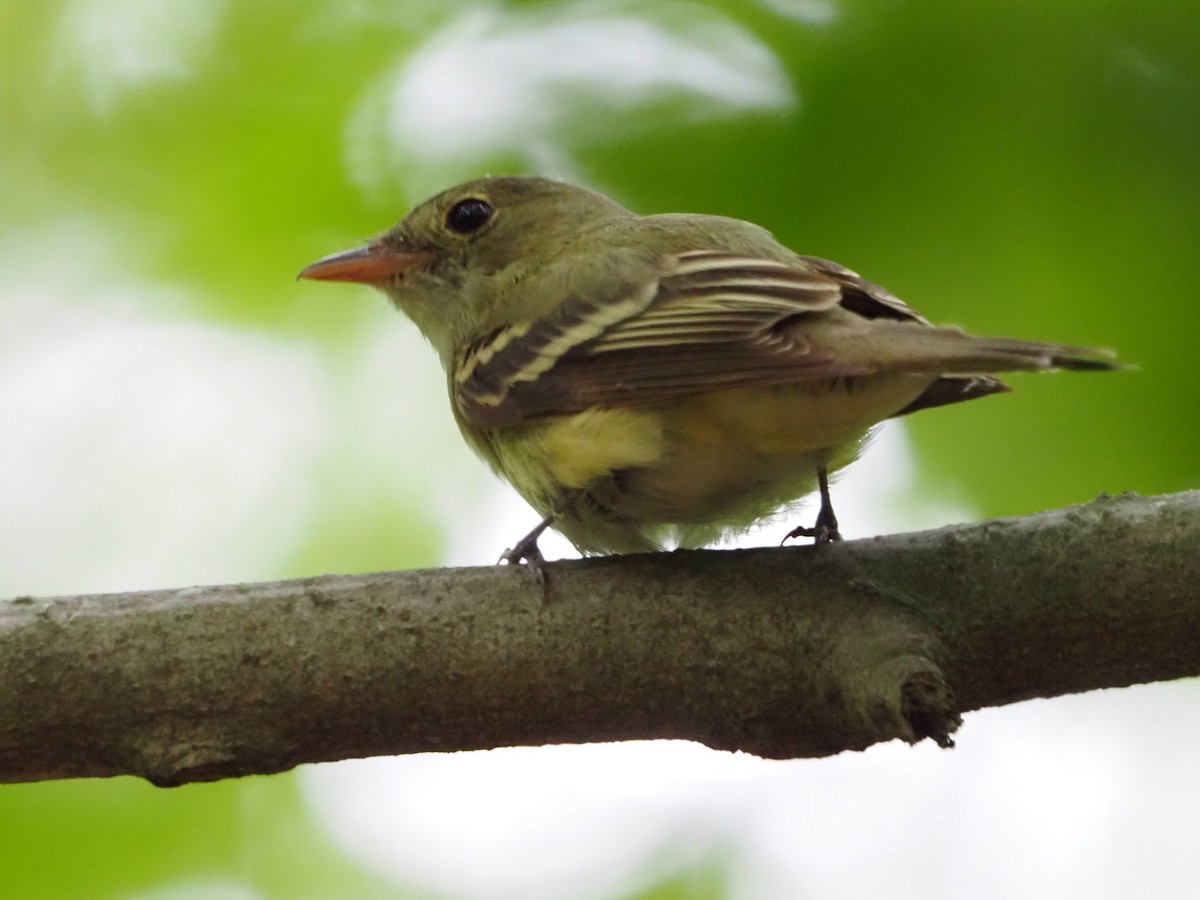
[1,491,1196,786]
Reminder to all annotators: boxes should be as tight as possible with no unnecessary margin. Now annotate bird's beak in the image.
[297,245,429,286]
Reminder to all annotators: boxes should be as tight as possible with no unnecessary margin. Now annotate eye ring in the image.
[445,198,494,235]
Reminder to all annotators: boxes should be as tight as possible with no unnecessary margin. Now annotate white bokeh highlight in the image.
[344,2,794,194]
[0,223,328,596]
[50,0,225,113]
[302,681,1200,900]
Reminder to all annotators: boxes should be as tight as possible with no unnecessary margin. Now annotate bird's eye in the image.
[445,198,494,234]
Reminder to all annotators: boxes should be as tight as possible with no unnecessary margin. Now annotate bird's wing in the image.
[454,250,917,429]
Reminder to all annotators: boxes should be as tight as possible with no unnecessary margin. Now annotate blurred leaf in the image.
[0,774,399,900]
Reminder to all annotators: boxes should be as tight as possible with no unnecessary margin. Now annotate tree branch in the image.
[2,491,1196,786]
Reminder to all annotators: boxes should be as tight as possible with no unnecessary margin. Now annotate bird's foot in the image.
[499,511,558,596]
[781,465,843,545]
[781,509,843,545]
[499,534,547,589]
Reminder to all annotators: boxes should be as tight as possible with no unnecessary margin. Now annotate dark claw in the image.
[498,535,545,567]
[782,465,843,546]
[499,535,547,590]
[499,511,558,599]
[781,511,843,545]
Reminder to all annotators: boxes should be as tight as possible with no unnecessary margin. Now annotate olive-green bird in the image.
[300,176,1115,567]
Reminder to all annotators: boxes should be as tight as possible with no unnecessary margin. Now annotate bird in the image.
[299,176,1116,570]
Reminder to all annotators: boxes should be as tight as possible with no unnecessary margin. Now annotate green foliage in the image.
[0,774,398,899]
[1,0,1196,897]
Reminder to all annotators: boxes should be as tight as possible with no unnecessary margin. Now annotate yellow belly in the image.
[489,374,934,553]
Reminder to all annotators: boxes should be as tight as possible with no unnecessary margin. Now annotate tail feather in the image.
[944,334,1121,373]
[821,321,1122,376]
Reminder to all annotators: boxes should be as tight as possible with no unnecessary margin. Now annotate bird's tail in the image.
[821,320,1122,376]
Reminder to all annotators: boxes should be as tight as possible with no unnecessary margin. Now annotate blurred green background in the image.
[2,1,1197,898]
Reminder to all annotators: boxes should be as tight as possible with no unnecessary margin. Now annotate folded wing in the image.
[454,250,1115,429]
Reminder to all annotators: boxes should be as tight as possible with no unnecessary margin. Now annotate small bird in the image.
[300,176,1116,568]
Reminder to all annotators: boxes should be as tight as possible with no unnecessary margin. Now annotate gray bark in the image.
[1,490,1197,786]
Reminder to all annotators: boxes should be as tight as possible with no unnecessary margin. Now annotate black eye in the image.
[446,198,494,234]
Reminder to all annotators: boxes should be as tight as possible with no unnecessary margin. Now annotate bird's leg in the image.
[499,510,558,588]
[782,466,843,545]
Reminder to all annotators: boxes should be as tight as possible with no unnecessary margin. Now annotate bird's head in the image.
[299,176,632,359]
